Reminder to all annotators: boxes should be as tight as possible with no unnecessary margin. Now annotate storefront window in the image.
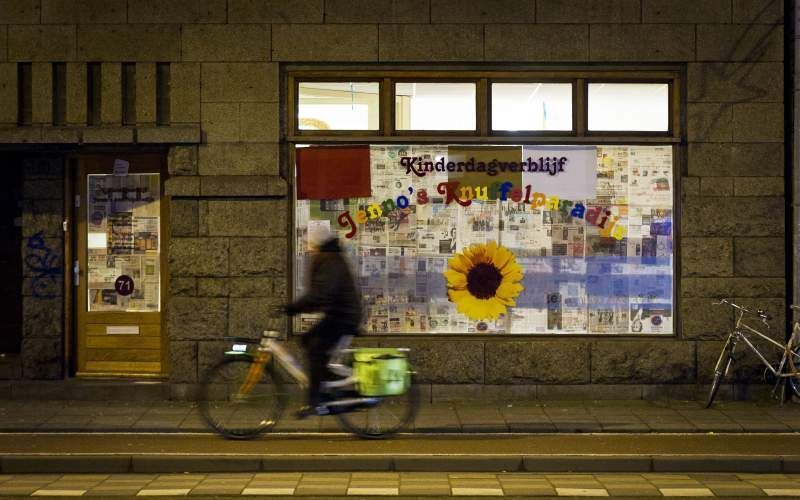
[491,83,572,131]
[395,82,476,130]
[294,144,674,335]
[298,81,380,130]
[587,83,669,132]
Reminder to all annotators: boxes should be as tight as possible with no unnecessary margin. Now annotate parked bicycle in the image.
[706,299,800,407]
[199,318,419,439]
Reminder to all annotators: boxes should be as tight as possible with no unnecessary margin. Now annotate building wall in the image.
[0,0,786,399]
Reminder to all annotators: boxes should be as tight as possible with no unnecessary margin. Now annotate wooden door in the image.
[74,154,167,377]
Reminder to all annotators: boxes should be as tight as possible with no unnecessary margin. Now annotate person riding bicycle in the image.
[284,224,363,418]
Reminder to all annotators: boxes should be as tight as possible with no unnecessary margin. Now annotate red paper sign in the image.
[296,145,371,200]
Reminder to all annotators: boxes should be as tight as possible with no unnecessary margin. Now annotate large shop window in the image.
[289,70,679,336]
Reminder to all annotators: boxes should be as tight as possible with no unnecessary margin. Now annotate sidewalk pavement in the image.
[1,399,800,433]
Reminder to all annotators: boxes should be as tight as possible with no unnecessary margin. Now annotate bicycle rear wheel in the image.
[335,371,419,439]
[706,337,735,408]
[200,356,286,439]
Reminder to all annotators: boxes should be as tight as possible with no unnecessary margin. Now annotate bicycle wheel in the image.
[199,356,286,439]
[706,337,735,408]
[335,371,419,439]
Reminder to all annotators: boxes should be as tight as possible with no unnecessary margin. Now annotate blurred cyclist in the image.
[284,224,363,418]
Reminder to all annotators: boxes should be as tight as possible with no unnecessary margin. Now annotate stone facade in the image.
[0,0,788,399]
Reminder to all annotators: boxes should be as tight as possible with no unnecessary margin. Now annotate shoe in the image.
[294,405,330,420]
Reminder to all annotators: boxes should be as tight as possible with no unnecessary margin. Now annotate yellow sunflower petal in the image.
[496,281,524,300]
[501,261,523,278]
[491,245,513,270]
[443,269,467,290]
[448,253,472,274]
[484,241,498,260]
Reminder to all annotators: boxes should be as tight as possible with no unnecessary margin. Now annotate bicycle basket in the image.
[353,348,410,396]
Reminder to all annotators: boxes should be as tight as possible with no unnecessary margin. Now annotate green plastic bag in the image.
[353,348,410,396]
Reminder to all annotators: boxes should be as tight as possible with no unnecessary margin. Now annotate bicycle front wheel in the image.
[200,356,286,439]
[706,337,735,408]
[335,371,419,439]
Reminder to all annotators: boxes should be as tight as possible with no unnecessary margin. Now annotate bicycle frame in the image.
[728,310,800,380]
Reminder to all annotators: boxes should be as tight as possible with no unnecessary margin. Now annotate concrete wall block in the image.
[201,103,240,142]
[168,341,198,383]
[396,340,484,384]
[681,298,734,339]
[0,0,41,23]
[734,177,784,196]
[202,63,277,103]
[0,25,7,62]
[100,63,121,126]
[170,63,201,124]
[699,177,733,197]
[485,341,590,384]
[41,0,126,23]
[591,341,696,384]
[687,103,734,142]
[229,277,276,298]
[167,145,198,175]
[537,0,640,23]
[229,237,288,276]
[200,176,270,196]
[379,24,482,61]
[682,196,784,237]
[197,278,230,297]
[21,338,62,380]
[204,199,287,237]
[732,103,783,142]
[682,176,700,196]
[135,62,156,125]
[485,24,588,61]
[0,63,17,124]
[682,276,785,298]
[9,25,76,61]
[65,62,86,125]
[688,143,783,177]
[228,0,323,23]
[167,297,228,340]
[137,126,200,144]
[198,143,279,176]
[0,126,43,143]
[324,0,429,23]
[733,0,783,23]
[642,0,731,23]
[687,63,783,103]
[229,298,285,338]
[697,24,783,62]
[22,298,63,338]
[164,176,200,197]
[182,24,270,62]
[431,0,535,23]
[168,237,229,277]
[77,25,180,61]
[128,0,226,23]
[22,178,62,199]
[266,176,287,197]
[32,63,53,124]
[682,237,734,277]
[240,102,279,143]
[21,199,62,238]
[734,237,784,277]
[274,24,378,61]
[170,199,198,237]
[170,277,197,297]
[41,127,78,143]
[589,24,695,61]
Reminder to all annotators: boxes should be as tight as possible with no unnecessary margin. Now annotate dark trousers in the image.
[302,321,347,406]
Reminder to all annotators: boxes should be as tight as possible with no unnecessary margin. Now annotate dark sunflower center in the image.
[466,262,503,299]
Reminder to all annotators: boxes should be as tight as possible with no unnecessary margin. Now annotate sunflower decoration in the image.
[444,241,524,320]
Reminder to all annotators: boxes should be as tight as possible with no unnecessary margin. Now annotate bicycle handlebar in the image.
[715,299,772,322]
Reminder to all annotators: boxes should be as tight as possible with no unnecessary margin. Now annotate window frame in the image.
[286,66,684,339]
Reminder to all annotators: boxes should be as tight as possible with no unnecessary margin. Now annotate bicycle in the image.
[199,318,419,440]
[706,299,800,408]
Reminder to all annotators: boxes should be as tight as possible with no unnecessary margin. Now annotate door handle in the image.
[73,260,79,287]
